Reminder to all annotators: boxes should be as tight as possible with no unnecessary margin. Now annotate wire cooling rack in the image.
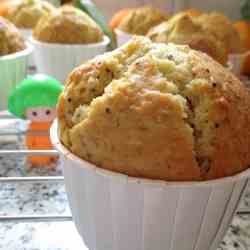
[0,113,249,226]
[0,112,73,223]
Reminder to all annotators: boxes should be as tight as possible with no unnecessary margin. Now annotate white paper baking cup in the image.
[51,121,250,250]
[0,43,33,110]
[29,36,110,83]
[20,29,35,68]
[115,29,133,47]
[228,51,250,76]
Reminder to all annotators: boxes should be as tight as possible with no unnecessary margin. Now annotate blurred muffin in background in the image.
[0,16,26,56]
[181,8,202,17]
[147,14,228,65]
[117,5,168,35]
[109,8,132,30]
[234,20,250,51]
[196,12,243,54]
[6,0,55,29]
[33,5,104,44]
[0,16,32,110]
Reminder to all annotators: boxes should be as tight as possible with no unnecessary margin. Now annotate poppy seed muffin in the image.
[57,36,250,181]
[33,6,104,44]
[0,16,26,56]
[117,6,168,35]
[6,0,55,29]
[147,14,228,65]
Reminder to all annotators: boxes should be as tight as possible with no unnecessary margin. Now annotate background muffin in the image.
[117,5,168,35]
[147,14,228,65]
[196,12,243,54]
[0,16,26,56]
[58,36,250,182]
[6,0,55,29]
[33,5,104,44]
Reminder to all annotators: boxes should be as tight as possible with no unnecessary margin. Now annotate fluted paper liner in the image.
[0,43,33,110]
[115,29,132,47]
[30,36,110,83]
[51,121,250,250]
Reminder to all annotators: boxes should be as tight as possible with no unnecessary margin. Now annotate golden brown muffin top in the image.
[33,5,104,44]
[58,36,250,182]
[147,14,228,65]
[117,5,168,35]
[6,0,55,29]
[0,16,26,56]
[196,12,243,54]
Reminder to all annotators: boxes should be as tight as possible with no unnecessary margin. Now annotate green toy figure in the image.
[8,74,63,168]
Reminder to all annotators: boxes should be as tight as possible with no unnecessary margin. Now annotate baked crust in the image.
[0,16,26,56]
[58,36,250,181]
[6,0,55,29]
[147,13,228,65]
[117,6,168,35]
[33,6,103,44]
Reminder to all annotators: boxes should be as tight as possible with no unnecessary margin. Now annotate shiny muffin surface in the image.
[0,16,26,56]
[58,36,250,181]
[33,6,103,44]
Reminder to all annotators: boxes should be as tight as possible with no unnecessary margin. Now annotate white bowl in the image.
[0,43,33,110]
[115,29,133,47]
[51,121,250,250]
[30,36,110,83]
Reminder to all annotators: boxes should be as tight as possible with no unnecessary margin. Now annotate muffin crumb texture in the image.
[58,36,250,181]
[6,0,55,29]
[33,6,104,44]
[0,16,26,56]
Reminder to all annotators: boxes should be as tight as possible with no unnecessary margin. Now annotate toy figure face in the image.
[26,107,56,122]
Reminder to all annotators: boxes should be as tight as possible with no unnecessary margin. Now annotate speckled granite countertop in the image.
[0,120,250,250]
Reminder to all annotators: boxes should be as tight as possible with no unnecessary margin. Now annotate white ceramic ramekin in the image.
[30,36,110,83]
[0,43,33,110]
[114,29,133,47]
[51,121,250,250]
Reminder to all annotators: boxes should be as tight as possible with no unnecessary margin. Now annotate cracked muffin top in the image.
[33,5,104,44]
[147,13,228,65]
[57,36,250,181]
[117,6,168,35]
[0,16,26,56]
[6,0,55,29]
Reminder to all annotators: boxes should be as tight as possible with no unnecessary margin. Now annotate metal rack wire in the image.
[0,112,73,223]
[0,113,249,226]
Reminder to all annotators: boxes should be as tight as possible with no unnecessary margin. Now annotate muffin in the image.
[147,14,228,65]
[58,36,250,182]
[6,0,55,29]
[0,16,26,56]
[117,6,168,35]
[196,12,242,54]
[109,8,132,30]
[33,5,103,44]
[30,6,109,83]
[0,16,32,109]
